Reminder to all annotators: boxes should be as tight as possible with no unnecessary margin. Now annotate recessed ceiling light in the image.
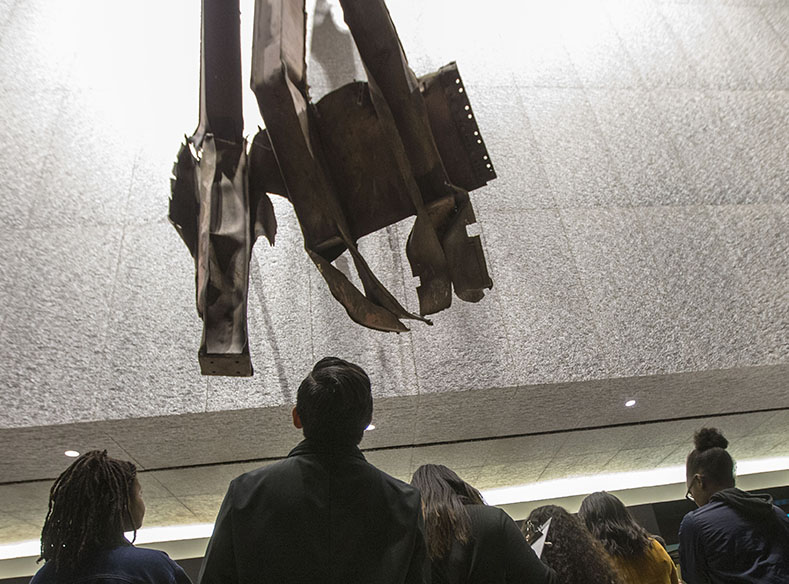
[365,424,376,431]
[64,450,80,458]
[625,400,636,407]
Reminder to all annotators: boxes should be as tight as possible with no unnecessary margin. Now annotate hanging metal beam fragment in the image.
[171,0,495,376]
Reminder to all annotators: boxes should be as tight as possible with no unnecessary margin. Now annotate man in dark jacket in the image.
[679,488,789,583]
[199,357,429,584]
[680,428,789,583]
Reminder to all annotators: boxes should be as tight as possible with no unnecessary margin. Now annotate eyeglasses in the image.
[686,474,700,503]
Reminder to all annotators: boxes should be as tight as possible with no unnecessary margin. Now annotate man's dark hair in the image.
[686,427,735,487]
[39,450,137,574]
[296,357,373,445]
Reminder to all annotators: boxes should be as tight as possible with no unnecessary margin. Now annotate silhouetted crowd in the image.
[30,358,789,584]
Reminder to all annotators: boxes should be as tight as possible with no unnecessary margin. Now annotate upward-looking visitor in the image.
[578,491,678,584]
[680,427,789,583]
[199,357,429,584]
[411,463,557,584]
[32,450,191,584]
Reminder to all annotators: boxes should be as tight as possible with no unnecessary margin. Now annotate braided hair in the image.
[39,450,138,574]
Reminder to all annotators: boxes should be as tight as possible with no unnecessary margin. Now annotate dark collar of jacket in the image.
[287,438,366,460]
[710,487,776,520]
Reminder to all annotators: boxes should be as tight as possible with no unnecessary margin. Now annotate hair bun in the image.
[694,427,728,451]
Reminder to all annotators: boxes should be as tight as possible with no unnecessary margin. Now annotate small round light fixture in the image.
[365,424,376,431]
[64,450,80,458]
[625,400,636,408]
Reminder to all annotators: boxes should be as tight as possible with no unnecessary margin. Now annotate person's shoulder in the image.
[463,505,524,547]
[648,540,678,580]
[111,545,180,567]
[679,507,699,534]
[465,504,510,530]
[368,462,421,495]
[773,505,789,522]
[30,561,54,584]
[692,499,734,526]
[648,538,672,560]
[358,461,424,512]
[465,503,503,518]
[681,500,735,539]
[229,457,294,490]
[368,462,407,484]
[42,547,186,582]
[117,546,189,581]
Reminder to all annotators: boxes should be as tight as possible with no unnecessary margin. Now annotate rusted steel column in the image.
[170,0,275,376]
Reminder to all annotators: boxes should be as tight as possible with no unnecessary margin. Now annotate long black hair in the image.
[686,427,735,486]
[578,491,651,557]
[524,505,624,584]
[39,450,138,574]
[410,464,485,560]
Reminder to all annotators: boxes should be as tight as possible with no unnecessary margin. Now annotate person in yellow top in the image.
[579,491,679,584]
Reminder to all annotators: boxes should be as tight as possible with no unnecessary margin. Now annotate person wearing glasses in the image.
[679,427,789,583]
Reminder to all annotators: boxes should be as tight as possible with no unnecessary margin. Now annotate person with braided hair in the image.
[679,427,789,583]
[32,450,191,584]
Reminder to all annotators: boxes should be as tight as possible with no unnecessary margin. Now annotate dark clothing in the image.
[679,487,789,583]
[30,543,192,584]
[199,439,429,584]
[431,504,557,584]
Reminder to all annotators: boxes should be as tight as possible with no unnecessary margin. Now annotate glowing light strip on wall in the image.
[2,457,788,561]
[0,524,215,561]
[481,456,789,506]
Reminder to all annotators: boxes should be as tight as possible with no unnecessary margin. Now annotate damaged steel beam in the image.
[170,0,495,376]
[169,0,276,376]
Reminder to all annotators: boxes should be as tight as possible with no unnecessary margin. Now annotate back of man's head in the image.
[296,357,373,445]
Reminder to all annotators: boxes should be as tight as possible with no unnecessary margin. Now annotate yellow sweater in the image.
[610,539,679,584]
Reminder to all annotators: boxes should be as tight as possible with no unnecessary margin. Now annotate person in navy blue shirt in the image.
[31,450,191,584]
[679,428,789,584]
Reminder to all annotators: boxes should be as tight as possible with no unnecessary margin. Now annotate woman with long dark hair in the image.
[32,450,191,583]
[411,464,556,584]
[680,427,789,583]
[523,505,624,584]
[578,491,678,584]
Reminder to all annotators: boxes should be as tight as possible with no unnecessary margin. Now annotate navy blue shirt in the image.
[31,544,192,584]
[679,488,789,584]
